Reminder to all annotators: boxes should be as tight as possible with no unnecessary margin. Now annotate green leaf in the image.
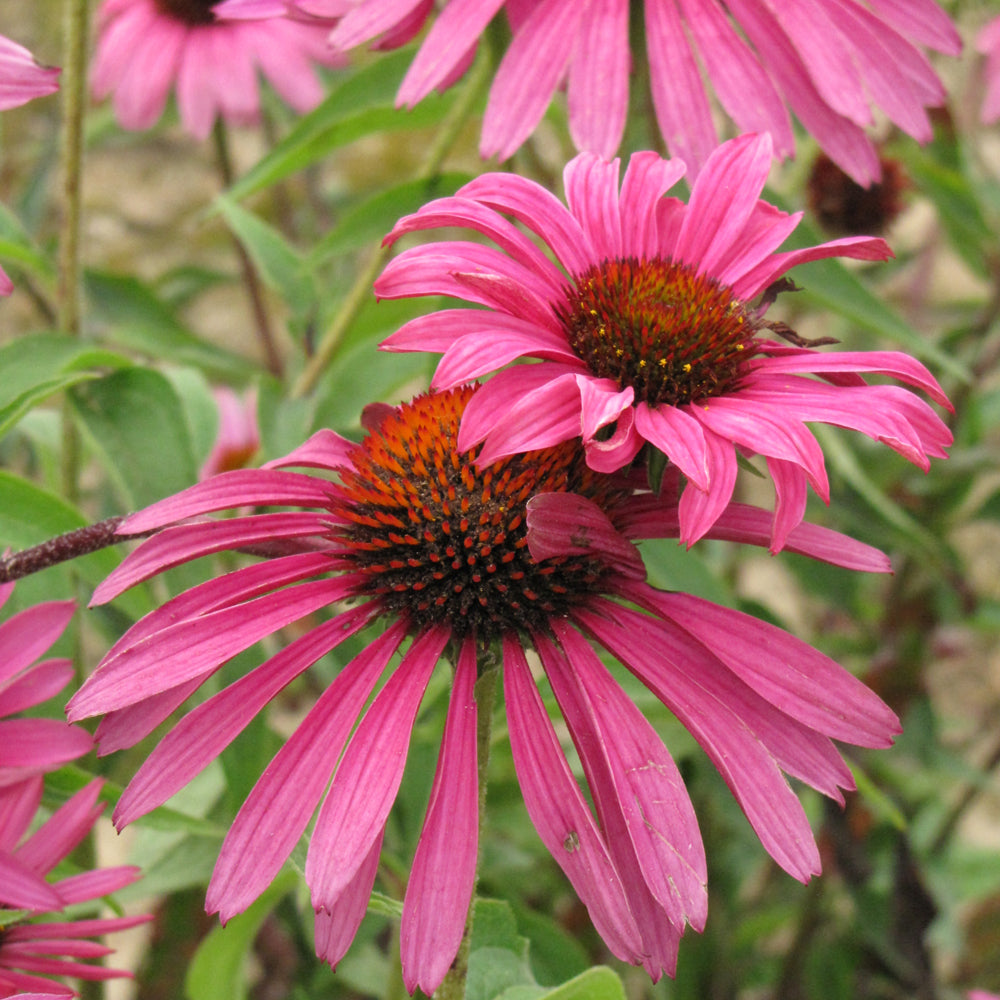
[0,333,130,439]
[85,270,257,379]
[69,367,199,508]
[215,197,315,312]
[468,899,538,1000]
[185,871,298,1000]
[0,201,54,280]
[309,172,475,262]
[225,51,460,203]
[535,968,626,1000]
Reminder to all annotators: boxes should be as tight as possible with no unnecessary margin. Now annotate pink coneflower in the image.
[199,387,260,479]
[0,777,148,995]
[0,584,92,791]
[0,35,59,112]
[977,16,1000,125]
[377,133,953,548]
[69,384,898,988]
[249,0,961,183]
[90,0,342,139]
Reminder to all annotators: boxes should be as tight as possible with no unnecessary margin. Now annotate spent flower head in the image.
[70,384,899,989]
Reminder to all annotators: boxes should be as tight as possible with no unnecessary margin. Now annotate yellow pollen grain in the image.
[683,363,692,372]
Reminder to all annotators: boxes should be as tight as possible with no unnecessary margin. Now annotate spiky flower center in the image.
[556,256,760,406]
[331,386,632,640]
[153,0,217,25]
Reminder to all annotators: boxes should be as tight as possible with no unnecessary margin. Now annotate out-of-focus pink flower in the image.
[90,0,343,139]
[0,777,148,995]
[69,384,899,988]
[977,17,1000,124]
[199,388,260,479]
[0,35,59,112]
[377,133,953,548]
[0,584,92,790]
[236,0,960,183]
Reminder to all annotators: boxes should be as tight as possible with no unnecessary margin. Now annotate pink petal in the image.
[313,831,384,969]
[646,590,901,747]
[634,402,710,491]
[525,492,645,580]
[566,0,628,158]
[207,621,407,920]
[263,428,355,471]
[577,600,822,880]
[676,423,739,545]
[619,151,687,260]
[563,154,623,260]
[767,457,808,554]
[117,470,337,535]
[0,851,64,910]
[307,626,449,910]
[502,635,644,963]
[456,172,595,276]
[16,781,104,876]
[113,607,376,828]
[480,0,582,161]
[0,719,93,773]
[70,578,351,718]
[0,601,75,685]
[52,865,142,904]
[400,640,479,995]
[396,0,503,104]
[0,659,73,717]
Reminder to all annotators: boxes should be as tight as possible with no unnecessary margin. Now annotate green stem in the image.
[57,0,90,507]
[436,663,499,1000]
[213,120,284,378]
[290,46,495,401]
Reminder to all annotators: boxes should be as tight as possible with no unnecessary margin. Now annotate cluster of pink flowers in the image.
[0,585,147,998]
[1,0,979,993]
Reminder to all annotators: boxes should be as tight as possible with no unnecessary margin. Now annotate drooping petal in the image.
[400,640,479,996]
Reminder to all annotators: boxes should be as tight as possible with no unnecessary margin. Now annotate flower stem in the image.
[290,45,495,401]
[436,662,499,1000]
[57,0,90,505]
[213,120,284,378]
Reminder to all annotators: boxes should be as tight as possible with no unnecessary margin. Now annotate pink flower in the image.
[268,0,961,183]
[0,584,92,790]
[977,16,1000,124]
[377,133,953,548]
[199,387,260,479]
[0,35,59,112]
[69,384,898,988]
[90,0,343,139]
[0,777,148,995]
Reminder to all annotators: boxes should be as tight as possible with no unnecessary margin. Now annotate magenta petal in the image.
[207,621,407,920]
[117,469,336,534]
[0,719,93,773]
[564,153,623,259]
[645,590,901,748]
[0,851,64,910]
[456,172,594,276]
[676,424,738,545]
[619,151,687,260]
[70,578,351,719]
[0,601,75,685]
[262,428,355,471]
[0,659,73,716]
[526,492,645,580]
[307,626,449,910]
[767,457,808,554]
[634,402,710,491]
[480,0,582,161]
[566,0,628,159]
[113,608,375,828]
[92,512,331,604]
[52,866,142,904]
[16,781,104,875]
[95,676,208,756]
[400,640,478,996]
[545,623,707,930]
[576,375,633,444]
[584,407,643,472]
[313,830,384,970]
[503,635,644,964]
[578,600,822,880]
[0,776,42,849]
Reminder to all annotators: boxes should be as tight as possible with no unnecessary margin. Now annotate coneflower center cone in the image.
[331,386,632,640]
[557,257,760,406]
[153,0,217,24]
